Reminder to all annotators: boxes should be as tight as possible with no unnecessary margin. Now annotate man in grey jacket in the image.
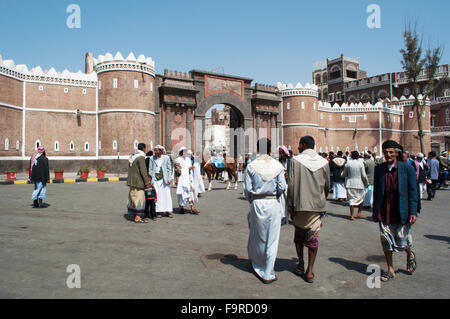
[342,151,369,220]
[287,136,330,283]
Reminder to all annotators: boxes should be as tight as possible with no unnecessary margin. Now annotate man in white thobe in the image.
[244,138,286,284]
[149,145,174,218]
[176,148,200,215]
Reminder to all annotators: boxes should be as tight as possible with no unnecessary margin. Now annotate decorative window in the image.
[16,140,20,150]
[4,138,9,151]
[364,114,367,120]
[99,81,102,90]
[313,102,316,110]
[134,80,139,89]
[134,140,138,150]
[301,102,305,109]
[113,79,118,88]
[445,89,450,97]
[82,89,87,95]
[286,102,290,110]
[403,87,411,96]
[54,141,59,152]
[409,112,414,119]
[113,140,118,150]
[374,147,377,153]
[386,115,390,122]
[98,141,102,150]
[39,85,44,91]
[150,83,153,91]
[84,142,89,152]
[422,111,426,118]
[329,93,334,102]
[64,87,69,93]
[35,140,41,150]
[69,141,75,151]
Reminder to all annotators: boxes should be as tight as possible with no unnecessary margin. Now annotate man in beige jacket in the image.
[127,143,150,223]
[287,136,330,283]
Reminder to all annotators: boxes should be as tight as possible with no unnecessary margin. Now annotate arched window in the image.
[69,141,75,151]
[4,138,9,151]
[113,140,118,150]
[16,140,20,150]
[134,140,138,150]
[409,112,414,119]
[374,147,377,154]
[84,142,90,152]
[54,141,59,152]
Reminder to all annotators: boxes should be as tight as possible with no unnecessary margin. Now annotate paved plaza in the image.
[0,180,449,299]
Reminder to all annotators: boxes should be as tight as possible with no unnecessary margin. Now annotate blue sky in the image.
[1,0,449,85]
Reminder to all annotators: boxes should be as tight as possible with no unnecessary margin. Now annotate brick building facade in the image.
[0,51,446,174]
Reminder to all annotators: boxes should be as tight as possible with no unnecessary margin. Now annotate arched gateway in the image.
[157,70,282,157]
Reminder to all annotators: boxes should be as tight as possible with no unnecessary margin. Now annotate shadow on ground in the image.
[328,257,369,275]
[204,253,299,275]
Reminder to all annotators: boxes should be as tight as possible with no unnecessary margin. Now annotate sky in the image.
[1,0,449,86]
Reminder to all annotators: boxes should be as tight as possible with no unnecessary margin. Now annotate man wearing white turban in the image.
[149,145,174,218]
[176,148,200,214]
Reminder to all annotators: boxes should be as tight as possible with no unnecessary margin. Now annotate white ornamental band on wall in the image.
[94,62,155,77]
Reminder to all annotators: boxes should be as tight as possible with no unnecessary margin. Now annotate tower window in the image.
[134,80,139,89]
[54,141,59,152]
[39,85,44,91]
[82,89,87,95]
[84,142,90,152]
[113,140,118,150]
[113,79,118,88]
[35,140,41,150]
[64,87,69,93]
[150,83,153,91]
[16,140,20,150]
[409,112,414,118]
[69,141,75,151]
[4,138,9,151]
[99,81,102,90]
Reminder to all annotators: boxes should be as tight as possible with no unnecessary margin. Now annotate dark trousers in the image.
[144,199,156,219]
[427,179,438,199]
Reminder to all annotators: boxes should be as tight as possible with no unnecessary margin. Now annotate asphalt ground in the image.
[0,180,448,299]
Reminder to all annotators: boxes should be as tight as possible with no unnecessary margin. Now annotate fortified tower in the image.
[277,82,319,151]
[93,52,156,156]
[401,94,431,154]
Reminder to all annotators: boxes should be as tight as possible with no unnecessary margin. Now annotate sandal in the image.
[380,270,396,282]
[303,273,315,283]
[190,209,200,215]
[294,264,305,276]
[406,251,417,275]
[134,218,146,224]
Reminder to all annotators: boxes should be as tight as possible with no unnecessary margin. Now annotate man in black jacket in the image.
[29,146,50,208]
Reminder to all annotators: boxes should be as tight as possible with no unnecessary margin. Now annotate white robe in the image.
[153,157,173,212]
[244,155,286,281]
[176,157,197,207]
[193,162,205,194]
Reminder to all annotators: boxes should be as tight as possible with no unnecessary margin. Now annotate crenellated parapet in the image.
[163,69,192,80]
[0,53,98,87]
[276,81,319,98]
[93,51,155,77]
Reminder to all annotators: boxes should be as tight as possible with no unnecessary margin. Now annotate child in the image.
[144,177,158,222]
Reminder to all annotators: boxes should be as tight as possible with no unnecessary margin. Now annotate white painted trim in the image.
[98,109,156,116]
[0,156,130,160]
[282,123,319,127]
[26,108,96,114]
[22,82,26,157]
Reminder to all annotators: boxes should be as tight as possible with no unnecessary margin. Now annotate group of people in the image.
[126,144,205,223]
[243,136,428,284]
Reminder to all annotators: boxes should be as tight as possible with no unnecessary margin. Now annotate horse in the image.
[203,156,238,191]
